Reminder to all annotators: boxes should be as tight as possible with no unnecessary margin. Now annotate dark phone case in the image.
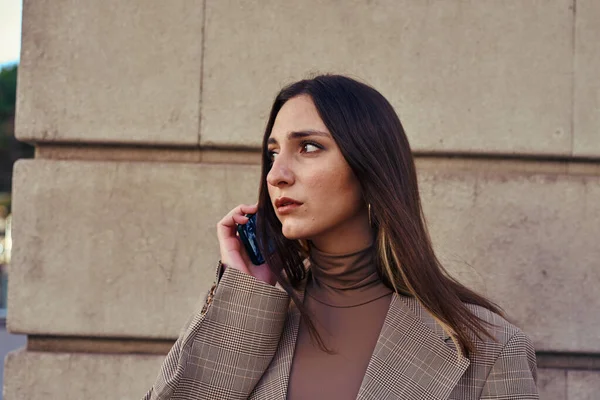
[237,214,266,265]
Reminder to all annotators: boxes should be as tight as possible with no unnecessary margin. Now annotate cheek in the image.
[267,184,275,202]
[303,168,362,225]
[276,160,363,240]
[317,168,361,211]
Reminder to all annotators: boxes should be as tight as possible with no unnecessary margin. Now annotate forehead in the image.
[269,95,329,140]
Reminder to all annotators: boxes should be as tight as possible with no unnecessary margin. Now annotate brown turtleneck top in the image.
[286,245,394,399]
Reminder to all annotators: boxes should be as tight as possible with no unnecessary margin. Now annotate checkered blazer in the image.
[143,264,538,399]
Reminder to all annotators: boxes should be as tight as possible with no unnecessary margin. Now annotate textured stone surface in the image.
[567,370,600,400]
[419,169,600,353]
[201,0,573,155]
[15,0,203,145]
[3,349,163,400]
[573,0,600,157]
[36,145,261,165]
[0,328,27,400]
[8,160,600,353]
[8,159,261,338]
[537,369,566,400]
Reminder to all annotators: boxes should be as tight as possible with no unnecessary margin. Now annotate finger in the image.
[218,203,258,228]
[217,204,259,243]
[216,215,240,240]
[218,207,244,227]
[226,203,255,220]
[239,203,258,215]
[232,214,249,225]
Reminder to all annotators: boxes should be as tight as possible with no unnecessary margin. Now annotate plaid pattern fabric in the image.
[144,266,538,399]
[143,265,290,400]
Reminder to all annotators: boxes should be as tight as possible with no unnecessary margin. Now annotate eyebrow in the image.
[267,130,330,145]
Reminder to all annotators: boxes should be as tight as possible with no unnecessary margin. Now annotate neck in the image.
[306,243,393,307]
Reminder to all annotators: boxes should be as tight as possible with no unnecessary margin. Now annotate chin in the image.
[280,222,313,241]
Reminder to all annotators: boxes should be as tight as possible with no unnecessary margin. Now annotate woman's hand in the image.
[216,203,278,286]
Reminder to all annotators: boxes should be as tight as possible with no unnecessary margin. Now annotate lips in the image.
[274,197,303,214]
[275,197,302,208]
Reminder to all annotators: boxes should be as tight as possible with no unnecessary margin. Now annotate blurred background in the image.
[1,0,31,398]
[1,0,599,399]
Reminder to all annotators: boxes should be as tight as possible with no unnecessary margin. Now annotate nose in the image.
[266,154,295,188]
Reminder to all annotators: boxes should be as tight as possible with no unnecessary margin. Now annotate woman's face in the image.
[266,95,371,252]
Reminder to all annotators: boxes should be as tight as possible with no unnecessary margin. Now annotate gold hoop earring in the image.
[368,203,372,226]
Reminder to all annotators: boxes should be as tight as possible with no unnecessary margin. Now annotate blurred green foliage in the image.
[1,64,34,193]
[0,65,17,120]
[0,65,18,152]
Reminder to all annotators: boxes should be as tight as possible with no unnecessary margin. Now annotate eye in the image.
[267,149,278,161]
[301,142,322,153]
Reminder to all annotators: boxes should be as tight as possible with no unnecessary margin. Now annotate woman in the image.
[144,75,538,399]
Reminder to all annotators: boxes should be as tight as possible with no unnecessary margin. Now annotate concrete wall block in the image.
[419,170,600,353]
[201,0,573,155]
[3,352,589,400]
[567,370,600,400]
[15,0,204,145]
[3,349,162,400]
[573,0,600,157]
[8,159,261,338]
[538,369,567,400]
[8,160,600,353]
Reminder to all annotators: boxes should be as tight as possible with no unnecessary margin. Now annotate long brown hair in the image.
[256,74,502,356]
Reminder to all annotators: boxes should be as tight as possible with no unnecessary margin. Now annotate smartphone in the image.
[237,213,271,265]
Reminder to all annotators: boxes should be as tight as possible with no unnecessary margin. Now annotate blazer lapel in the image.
[356,295,470,400]
[251,279,469,400]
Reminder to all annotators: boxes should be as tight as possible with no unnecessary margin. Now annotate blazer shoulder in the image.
[459,304,539,397]
[464,303,524,345]
[463,303,536,372]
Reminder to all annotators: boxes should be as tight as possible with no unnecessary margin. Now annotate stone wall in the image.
[5,1,599,399]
